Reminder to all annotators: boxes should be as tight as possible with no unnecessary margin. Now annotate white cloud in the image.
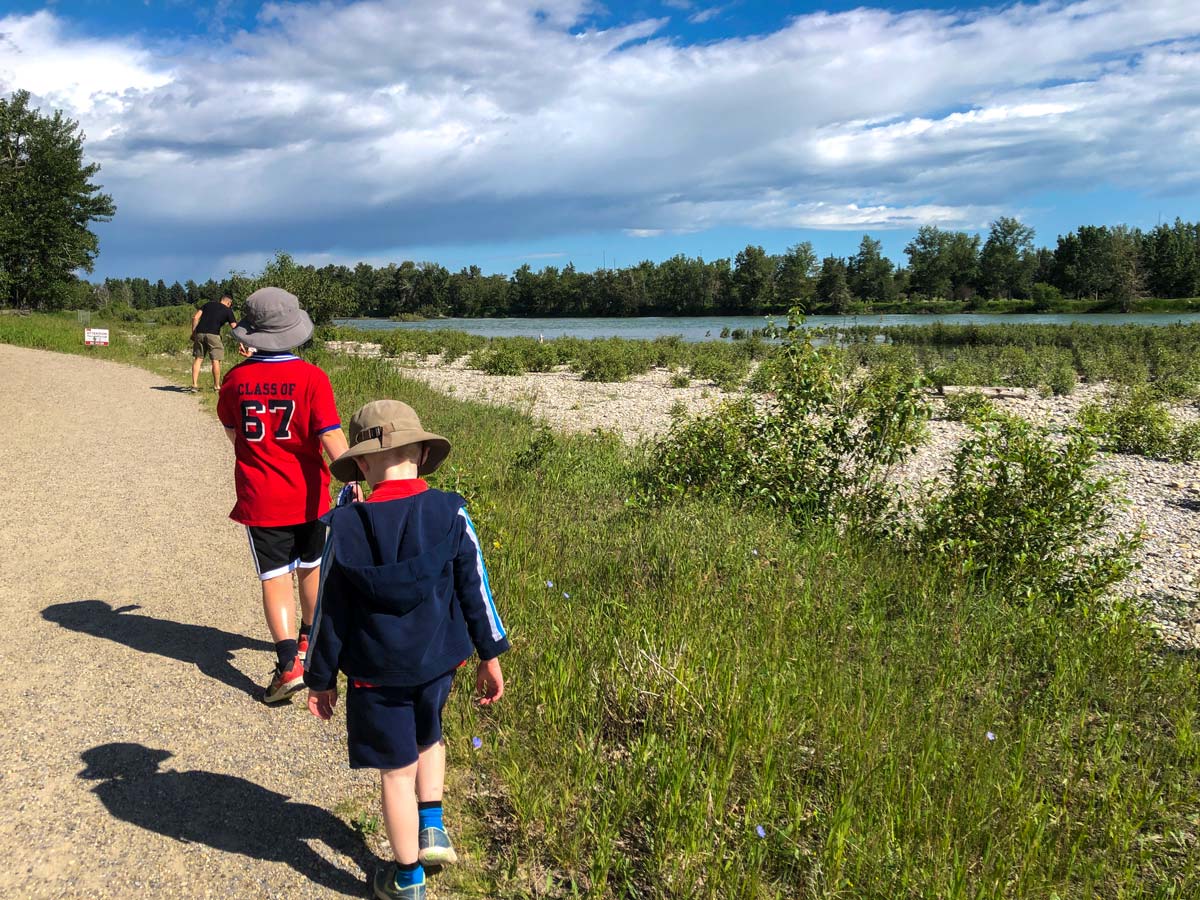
[2,0,1199,276]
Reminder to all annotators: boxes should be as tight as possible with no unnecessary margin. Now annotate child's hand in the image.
[308,687,338,720]
[475,657,505,706]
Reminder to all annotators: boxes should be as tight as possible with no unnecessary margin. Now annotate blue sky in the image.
[2,0,1199,281]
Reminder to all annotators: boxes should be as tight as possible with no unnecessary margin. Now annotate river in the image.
[335,312,1200,342]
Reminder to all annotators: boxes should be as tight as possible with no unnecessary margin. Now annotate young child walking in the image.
[217,286,349,702]
[304,399,508,900]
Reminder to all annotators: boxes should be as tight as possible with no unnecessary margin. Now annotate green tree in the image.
[848,235,895,304]
[905,226,951,299]
[247,252,354,325]
[1106,225,1144,313]
[815,256,851,313]
[0,90,116,308]
[776,242,817,309]
[732,245,777,313]
[980,217,1036,299]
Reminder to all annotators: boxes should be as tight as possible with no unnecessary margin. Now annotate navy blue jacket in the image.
[303,488,509,691]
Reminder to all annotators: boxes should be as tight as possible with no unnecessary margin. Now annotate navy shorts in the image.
[346,670,456,770]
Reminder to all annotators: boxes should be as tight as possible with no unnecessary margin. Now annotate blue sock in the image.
[418,801,444,832]
[393,861,424,889]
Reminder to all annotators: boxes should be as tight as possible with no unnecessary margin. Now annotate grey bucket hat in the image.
[231,287,314,352]
[329,400,451,483]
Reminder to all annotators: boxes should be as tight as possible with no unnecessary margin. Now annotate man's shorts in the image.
[346,671,456,770]
[244,521,326,581]
[192,332,224,360]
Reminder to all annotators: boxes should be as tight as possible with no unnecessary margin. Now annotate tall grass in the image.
[4,315,1200,897]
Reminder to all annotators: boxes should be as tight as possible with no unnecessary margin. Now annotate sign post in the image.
[84,328,110,347]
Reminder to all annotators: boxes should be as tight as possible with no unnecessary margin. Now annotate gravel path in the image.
[0,345,381,899]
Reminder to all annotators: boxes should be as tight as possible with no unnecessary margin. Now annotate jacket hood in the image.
[325,501,461,615]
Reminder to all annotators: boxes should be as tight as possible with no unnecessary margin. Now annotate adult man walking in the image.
[190,292,238,391]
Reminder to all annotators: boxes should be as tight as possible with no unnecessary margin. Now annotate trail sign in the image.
[84,328,109,346]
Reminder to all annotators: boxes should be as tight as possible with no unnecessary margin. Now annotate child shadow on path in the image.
[80,743,379,897]
[43,600,271,698]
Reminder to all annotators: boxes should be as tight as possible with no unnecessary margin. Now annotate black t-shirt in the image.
[195,301,235,335]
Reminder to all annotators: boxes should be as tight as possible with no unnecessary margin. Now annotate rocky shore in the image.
[327,339,1200,649]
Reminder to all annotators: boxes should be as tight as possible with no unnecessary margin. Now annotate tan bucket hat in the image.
[329,399,451,483]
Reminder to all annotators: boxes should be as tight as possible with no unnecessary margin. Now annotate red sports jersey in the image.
[217,353,342,526]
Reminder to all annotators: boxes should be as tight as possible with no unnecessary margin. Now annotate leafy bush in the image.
[1174,421,1200,462]
[669,371,690,388]
[942,390,997,423]
[687,353,748,390]
[578,343,635,382]
[1047,362,1077,396]
[479,345,528,376]
[915,414,1138,602]
[639,311,928,525]
[1077,388,1179,459]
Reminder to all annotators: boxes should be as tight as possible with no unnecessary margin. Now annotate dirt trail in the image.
[0,345,382,898]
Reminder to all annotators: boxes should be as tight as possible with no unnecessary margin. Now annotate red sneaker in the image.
[297,633,309,661]
[263,656,305,703]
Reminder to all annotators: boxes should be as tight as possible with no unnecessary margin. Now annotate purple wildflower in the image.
[472,737,483,750]
[755,825,766,838]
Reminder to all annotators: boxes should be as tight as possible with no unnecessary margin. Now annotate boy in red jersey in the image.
[217,286,349,703]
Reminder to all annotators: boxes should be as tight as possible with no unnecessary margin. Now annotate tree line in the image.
[71,216,1198,321]
[5,88,1199,319]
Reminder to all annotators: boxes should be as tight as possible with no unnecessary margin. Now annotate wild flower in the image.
[472,737,483,750]
[986,731,996,741]
[755,825,766,838]
[546,580,554,588]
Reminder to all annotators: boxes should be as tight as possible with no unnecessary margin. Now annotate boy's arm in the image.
[216,384,237,445]
[453,507,510,661]
[303,536,346,693]
[320,427,349,463]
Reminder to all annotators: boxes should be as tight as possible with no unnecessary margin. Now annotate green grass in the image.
[5,313,1200,897]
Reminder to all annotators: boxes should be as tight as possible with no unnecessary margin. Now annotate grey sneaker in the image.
[418,827,458,870]
[373,863,425,900]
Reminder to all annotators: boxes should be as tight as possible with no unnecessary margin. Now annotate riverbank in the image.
[328,337,1200,649]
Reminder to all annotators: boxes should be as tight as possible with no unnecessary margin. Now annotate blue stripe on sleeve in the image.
[460,508,505,641]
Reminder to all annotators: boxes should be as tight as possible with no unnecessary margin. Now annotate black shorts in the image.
[245,521,326,582]
[346,671,456,770]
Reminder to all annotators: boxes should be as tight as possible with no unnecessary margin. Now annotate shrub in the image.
[670,371,690,388]
[915,415,1138,602]
[1172,421,1200,462]
[578,343,634,382]
[1048,362,1077,396]
[639,310,928,526]
[1078,388,1177,458]
[688,353,748,390]
[479,345,528,376]
[942,390,996,423]
[1029,282,1063,310]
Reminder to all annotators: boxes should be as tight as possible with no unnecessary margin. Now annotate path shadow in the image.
[80,743,379,896]
[150,385,193,393]
[1168,496,1200,513]
[43,600,271,698]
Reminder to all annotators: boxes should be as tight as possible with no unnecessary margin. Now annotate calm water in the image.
[336,313,1200,343]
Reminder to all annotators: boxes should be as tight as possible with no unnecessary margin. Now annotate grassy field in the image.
[4,311,1200,898]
